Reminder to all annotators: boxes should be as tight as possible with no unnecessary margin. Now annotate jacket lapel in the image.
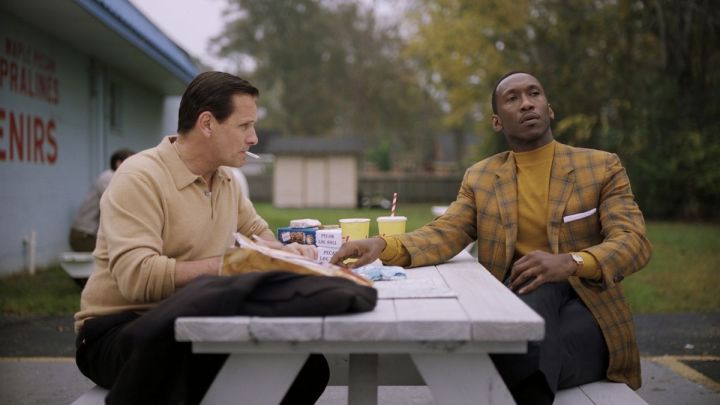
[547,143,575,254]
[494,154,518,273]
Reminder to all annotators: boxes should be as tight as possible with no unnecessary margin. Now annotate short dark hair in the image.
[491,70,531,114]
[177,71,260,134]
[110,149,134,171]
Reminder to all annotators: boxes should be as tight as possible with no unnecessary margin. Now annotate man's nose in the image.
[247,128,258,145]
[520,94,534,110]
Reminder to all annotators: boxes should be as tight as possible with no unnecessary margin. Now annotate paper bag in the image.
[222,234,372,287]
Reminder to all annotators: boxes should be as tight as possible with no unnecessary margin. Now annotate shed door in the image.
[327,156,356,207]
[305,159,327,207]
[274,157,304,207]
[273,155,357,208]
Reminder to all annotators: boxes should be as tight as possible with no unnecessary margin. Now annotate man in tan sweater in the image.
[75,72,327,404]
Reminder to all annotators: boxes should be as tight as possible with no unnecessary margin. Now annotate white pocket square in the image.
[563,208,597,223]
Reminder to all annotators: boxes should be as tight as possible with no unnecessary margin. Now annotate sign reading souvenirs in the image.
[0,36,60,164]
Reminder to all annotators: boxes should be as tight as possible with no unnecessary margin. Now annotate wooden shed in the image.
[266,137,364,208]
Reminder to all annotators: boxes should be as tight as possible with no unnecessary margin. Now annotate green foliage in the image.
[406,0,530,130]
[405,0,720,219]
[215,0,442,162]
[366,138,392,171]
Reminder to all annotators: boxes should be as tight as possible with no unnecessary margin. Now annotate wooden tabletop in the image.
[175,251,544,351]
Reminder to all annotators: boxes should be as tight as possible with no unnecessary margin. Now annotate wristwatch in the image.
[569,252,584,276]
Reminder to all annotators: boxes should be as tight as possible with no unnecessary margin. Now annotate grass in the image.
[0,263,82,316]
[622,222,720,314]
[1,204,718,316]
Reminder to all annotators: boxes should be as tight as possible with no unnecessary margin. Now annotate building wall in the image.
[327,156,356,207]
[273,155,357,208]
[274,156,305,208]
[0,14,166,275]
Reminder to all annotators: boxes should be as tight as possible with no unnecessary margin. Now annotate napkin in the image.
[352,263,407,281]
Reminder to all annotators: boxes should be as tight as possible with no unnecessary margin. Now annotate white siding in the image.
[328,156,356,207]
[273,157,305,208]
[305,158,327,207]
[273,155,357,209]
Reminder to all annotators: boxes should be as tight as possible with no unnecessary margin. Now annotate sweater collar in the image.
[513,140,556,166]
[158,136,231,190]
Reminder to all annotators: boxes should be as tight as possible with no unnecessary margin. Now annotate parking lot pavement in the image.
[0,357,93,405]
[1,358,718,405]
[1,313,718,404]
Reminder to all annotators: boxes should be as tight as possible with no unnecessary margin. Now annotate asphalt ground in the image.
[0,313,718,404]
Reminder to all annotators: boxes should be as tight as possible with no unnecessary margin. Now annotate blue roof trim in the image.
[73,0,198,84]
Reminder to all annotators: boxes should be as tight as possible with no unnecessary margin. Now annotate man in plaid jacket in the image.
[331,71,652,404]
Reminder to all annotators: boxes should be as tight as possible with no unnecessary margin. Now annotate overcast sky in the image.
[130,0,409,72]
[130,0,229,70]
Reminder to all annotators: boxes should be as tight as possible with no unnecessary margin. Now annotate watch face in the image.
[572,253,583,264]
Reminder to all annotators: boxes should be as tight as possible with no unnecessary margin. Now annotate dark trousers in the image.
[76,274,331,405]
[490,281,609,405]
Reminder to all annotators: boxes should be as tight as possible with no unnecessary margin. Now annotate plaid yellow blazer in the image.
[395,142,652,389]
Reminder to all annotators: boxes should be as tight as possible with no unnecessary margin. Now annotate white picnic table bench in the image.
[73,251,647,404]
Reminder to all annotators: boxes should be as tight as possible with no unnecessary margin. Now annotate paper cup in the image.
[339,218,370,243]
[376,216,407,237]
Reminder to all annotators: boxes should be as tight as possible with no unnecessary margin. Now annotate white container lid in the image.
[376,216,407,222]
[338,218,370,223]
[289,218,322,228]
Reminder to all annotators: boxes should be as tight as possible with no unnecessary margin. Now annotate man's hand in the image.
[252,236,318,260]
[280,242,318,260]
[330,237,386,268]
[509,251,577,294]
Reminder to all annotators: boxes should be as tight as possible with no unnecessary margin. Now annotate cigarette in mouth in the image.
[245,151,260,159]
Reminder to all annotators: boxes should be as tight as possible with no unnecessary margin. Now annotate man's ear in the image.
[197,111,214,136]
[491,114,503,133]
[548,104,555,120]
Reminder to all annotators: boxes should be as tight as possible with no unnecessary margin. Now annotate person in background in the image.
[68,149,135,252]
[331,71,652,404]
[74,72,336,404]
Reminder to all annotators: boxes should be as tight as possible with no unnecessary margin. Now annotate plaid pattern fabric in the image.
[396,142,652,389]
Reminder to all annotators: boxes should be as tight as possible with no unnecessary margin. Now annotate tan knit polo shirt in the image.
[75,136,272,332]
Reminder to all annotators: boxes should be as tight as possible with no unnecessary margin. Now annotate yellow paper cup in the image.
[339,218,370,243]
[376,216,407,237]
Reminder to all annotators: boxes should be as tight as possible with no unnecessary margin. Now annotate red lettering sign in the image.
[1,37,61,165]
[0,108,5,161]
[0,107,58,165]
[1,37,60,104]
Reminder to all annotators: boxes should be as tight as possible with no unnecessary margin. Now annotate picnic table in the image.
[174,251,545,404]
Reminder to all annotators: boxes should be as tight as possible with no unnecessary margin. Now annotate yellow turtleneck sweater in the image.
[514,141,555,257]
[513,141,598,278]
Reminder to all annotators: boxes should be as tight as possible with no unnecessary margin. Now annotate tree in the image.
[404,0,720,218]
[213,0,442,168]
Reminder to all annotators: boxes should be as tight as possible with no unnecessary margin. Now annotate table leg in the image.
[411,353,514,405]
[201,353,308,405]
[348,354,378,405]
